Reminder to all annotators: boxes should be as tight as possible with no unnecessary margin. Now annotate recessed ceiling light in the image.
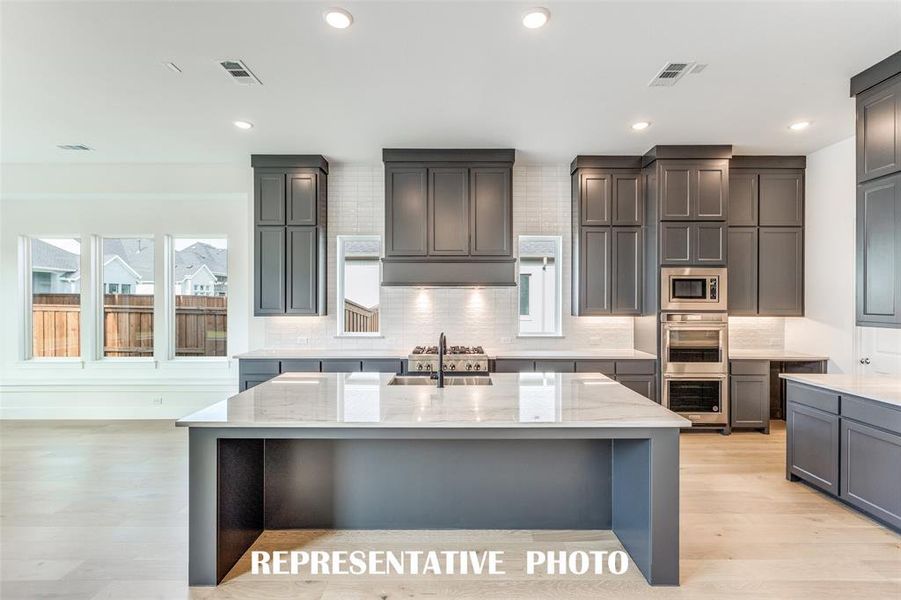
[789,121,811,131]
[324,8,353,29]
[522,7,550,29]
[632,121,651,131]
[233,120,254,130]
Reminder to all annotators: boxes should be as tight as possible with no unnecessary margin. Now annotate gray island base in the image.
[177,372,690,587]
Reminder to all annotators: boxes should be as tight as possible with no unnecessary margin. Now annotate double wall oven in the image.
[660,268,729,427]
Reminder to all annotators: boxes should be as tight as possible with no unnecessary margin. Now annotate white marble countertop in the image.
[177,372,689,429]
[490,349,657,360]
[234,349,409,359]
[779,373,901,408]
[729,350,829,361]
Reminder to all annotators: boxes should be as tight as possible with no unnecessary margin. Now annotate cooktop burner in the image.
[412,345,486,355]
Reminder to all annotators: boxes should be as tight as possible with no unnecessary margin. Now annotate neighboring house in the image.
[30,238,227,296]
[30,239,80,293]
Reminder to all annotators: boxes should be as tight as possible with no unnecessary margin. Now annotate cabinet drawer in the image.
[575,360,616,375]
[535,360,576,373]
[842,395,901,435]
[615,360,656,375]
[730,360,769,375]
[362,359,403,373]
[241,377,273,391]
[785,382,839,414]
[840,419,901,529]
[321,360,362,373]
[493,359,534,373]
[239,359,280,376]
[280,359,320,373]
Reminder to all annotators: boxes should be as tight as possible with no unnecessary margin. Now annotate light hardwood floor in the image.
[1,420,898,599]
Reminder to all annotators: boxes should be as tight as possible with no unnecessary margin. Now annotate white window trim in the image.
[517,235,563,337]
[336,235,382,337]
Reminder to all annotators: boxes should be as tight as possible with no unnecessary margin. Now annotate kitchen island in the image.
[177,372,690,586]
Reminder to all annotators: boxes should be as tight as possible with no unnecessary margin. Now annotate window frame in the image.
[167,235,229,361]
[19,235,86,362]
[517,235,563,338]
[336,235,383,338]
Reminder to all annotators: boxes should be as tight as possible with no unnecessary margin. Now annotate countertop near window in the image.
[489,349,657,360]
[728,350,829,361]
[234,349,409,359]
[779,373,901,409]
[177,372,688,429]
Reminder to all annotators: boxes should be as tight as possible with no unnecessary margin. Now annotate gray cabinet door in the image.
[856,173,901,326]
[255,172,285,226]
[362,359,403,373]
[856,75,901,183]
[840,419,901,529]
[611,227,642,315]
[730,374,769,430]
[580,170,611,226]
[616,374,657,402]
[695,161,729,220]
[254,227,286,315]
[286,227,318,315]
[287,172,318,226]
[786,401,839,495]
[535,360,575,373]
[386,167,428,256]
[660,222,692,264]
[659,163,692,220]
[493,359,534,373]
[695,222,726,264]
[470,167,512,256]
[281,359,321,373]
[612,173,642,226]
[727,227,758,315]
[321,360,362,373]
[728,170,758,226]
[574,360,616,375]
[758,227,803,316]
[241,377,271,391]
[428,168,470,255]
[759,170,804,226]
[580,228,611,314]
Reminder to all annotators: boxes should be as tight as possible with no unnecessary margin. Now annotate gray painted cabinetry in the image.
[571,158,644,316]
[852,56,901,328]
[657,159,729,221]
[659,222,726,265]
[382,149,515,286]
[727,158,806,317]
[786,380,901,530]
[493,358,657,402]
[729,361,770,432]
[238,358,405,390]
[252,155,328,316]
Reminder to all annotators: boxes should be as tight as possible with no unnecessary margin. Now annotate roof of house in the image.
[31,239,79,273]
[173,242,227,281]
[102,238,155,281]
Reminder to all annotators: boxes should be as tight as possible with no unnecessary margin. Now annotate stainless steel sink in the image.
[387,376,493,386]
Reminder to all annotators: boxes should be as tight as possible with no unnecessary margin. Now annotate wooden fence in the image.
[32,293,227,358]
[344,299,379,333]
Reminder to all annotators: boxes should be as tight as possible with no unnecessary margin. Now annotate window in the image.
[102,237,154,357]
[172,238,227,357]
[29,237,81,357]
[518,236,562,336]
[337,235,381,336]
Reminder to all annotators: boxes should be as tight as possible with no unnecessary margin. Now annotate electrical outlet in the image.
[296,337,309,345]
[152,397,163,405]
[500,337,513,344]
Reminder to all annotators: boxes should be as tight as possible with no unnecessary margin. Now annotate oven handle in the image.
[663,374,728,381]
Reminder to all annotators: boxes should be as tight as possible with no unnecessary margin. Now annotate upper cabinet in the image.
[570,157,644,316]
[251,155,328,316]
[657,159,729,221]
[856,75,901,183]
[851,52,901,328]
[726,157,806,317]
[381,149,516,286]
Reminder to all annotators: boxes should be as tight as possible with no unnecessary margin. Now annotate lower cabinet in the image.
[534,359,576,373]
[321,359,362,373]
[492,359,657,401]
[241,377,271,392]
[616,375,657,402]
[840,419,901,529]
[786,399,840,495]
[730,361,770,432]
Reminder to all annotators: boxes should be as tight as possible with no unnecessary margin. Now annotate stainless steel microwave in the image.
[660,267,727,312]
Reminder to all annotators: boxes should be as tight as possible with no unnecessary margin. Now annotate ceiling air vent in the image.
[57,144,92,151]
[649,62,696,87]
[219,60,262,86]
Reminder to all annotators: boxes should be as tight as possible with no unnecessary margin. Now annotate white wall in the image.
[0,163,250,417]
[784,138,857,373]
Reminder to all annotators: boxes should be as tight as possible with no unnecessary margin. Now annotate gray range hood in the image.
[381,148,516,286]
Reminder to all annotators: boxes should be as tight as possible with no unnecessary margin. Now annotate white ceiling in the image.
[2,1,900,165]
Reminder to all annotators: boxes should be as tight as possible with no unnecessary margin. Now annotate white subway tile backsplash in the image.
[728,317,786,350]
[258,164,633,351]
